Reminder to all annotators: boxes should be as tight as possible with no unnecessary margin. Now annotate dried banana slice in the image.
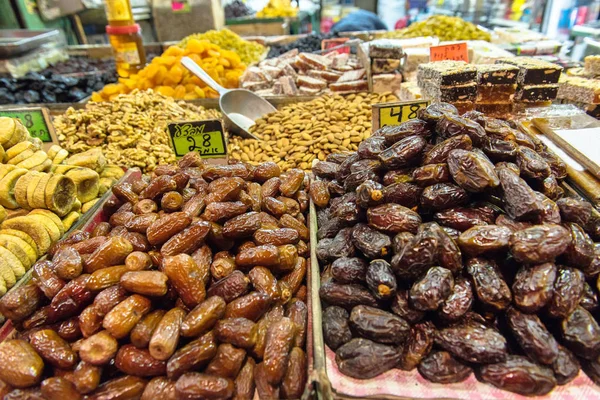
[0,245,25,279]
[0,234,37,266]
[52,164,77,174]
[66,168,100,203]
[0,205,6,224]
[0,228,39,257]
[0,164,17,181]
[0,117,16,146]
[29,209,65,237]
[61,211,80,231]
[4,119,29,150]
[52,149,69,165]
[2,216,52,255]
[14,171,40,210]
[0,168,28,209]
[17,150,48,170]
[45,174,76,217]
[0,236,33,270]
[7,149,34,165]
[6,140,34,161]
[31,159,52,172]
[81,198,99,214]
[31,173,53,210]
[0,257,16,289]
[27,214,61,243]
[46,145,63,160]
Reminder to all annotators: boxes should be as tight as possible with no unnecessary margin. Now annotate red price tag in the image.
[429,43,468,62]
[321,38,350,54]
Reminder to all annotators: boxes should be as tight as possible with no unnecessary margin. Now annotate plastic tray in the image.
[0,29,61,58]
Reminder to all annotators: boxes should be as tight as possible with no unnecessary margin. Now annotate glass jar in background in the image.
[106,24,147,78]
[104,0,135,26]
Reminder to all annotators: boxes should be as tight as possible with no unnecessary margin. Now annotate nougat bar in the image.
[417,61,477,86]
[558,75,600,104]
[368,39,404,59]
[515,83,559,102]
[308,69,342,82]
[330,79,369,93]
[584,55,600,76]
[298,53,331,70]
[371,58,401,74]
[476,84,517,103]
[297,75,327,90]
[399,82,422,101]
[476,64,519,85]
[337,69,366,83]
[420,79,477,102]
[495,57,562,85]
[372,73,402,94]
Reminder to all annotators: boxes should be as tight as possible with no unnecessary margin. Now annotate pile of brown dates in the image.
[0,154,309,400]
[311,102,600,396]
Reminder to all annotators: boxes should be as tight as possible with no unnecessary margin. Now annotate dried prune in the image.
[382,182,422,208]
[422,134,472,165]
[497,167,544,221]
[319,281,378,309]
[561,306,600,359]
[335,338,402,379]
[420,183,470,211]
[349,305,409,344]
[448,149,499,193]
[412,164,450,187]
[378,135,427,169]
[478,355,556,396]
[322,306,352,350]
[563,222,594,269]
[367,203,421,234]
[552,345,580,385]
[435,319,508,364]
[509,224,570,264]
[548,267,585,319]
[409,267,453,311]
[557,197,592,227]
[458,225,512,256]
[398,321,434,371]
[330,257,367,284]
[512,263,557,313]
[507,307,558,365]
[418,351,472,383]
[351,224,391,259]
[516,147,552,180]
[439,277,473,321]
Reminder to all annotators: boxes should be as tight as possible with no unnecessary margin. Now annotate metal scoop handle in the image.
[181,56,227,95]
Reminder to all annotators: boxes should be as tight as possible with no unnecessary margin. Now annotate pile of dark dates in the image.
[0,155,309,400]
[310,102,600,396]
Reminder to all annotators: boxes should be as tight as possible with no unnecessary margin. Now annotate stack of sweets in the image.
[584,55,600,77]
[417,60,477,113]
[557,75,600,119]
[474,63,519,116]
[365,40,405,94]
[495,57,562,106]
[239,49,367,96]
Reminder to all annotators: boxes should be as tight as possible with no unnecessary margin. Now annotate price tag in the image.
[167,120,228,163]
[430,42,468,62]
[321,38,351,54]
[372,100,431,130]
[0,107,58,150]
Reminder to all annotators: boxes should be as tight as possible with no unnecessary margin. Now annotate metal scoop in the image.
[181,56,276,139]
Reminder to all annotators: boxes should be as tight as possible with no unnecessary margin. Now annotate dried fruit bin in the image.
[308,199,600,400]
[0,168,135,327]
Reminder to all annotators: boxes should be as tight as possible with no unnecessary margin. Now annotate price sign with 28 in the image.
[372,100,431,130]
[168,120,227,159]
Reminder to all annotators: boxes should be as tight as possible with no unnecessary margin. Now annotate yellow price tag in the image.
[168,120,227,159]
[372,100,430,130]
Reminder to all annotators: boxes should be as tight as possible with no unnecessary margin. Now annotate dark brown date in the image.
[382,182,422,208]
[478,355,556,396]
[516,146,552,180]
[557,197,592,227]
[398,321,435,371]
[367,203,421,234]
[423,134,472,164]
[319,281,378,309]
[365,259,396,300]
[548,267,585,319]
[552,345,580,385]
[512,263,557,313]
[497,166,543,221]
[391,290,425,324]
[349,305,409,345]
[166,331,217,379]
[175,372,234,400]
[466,257,511,311]
[378,135,426,169]
[435,319,507,364]
[335,338,402,379]
[420,183,470,211]
[506,307,559,365]
[410,267,454,311]
[322,306,352,350]
[351,224,391,259]
[206,271,250,303]
[447,149,499,192]
[509,224,570,264]
[438,277,473,321]
[458,225,512,256]
[563,222,594,269]
[418,351,472,383]
[561,306,600,360]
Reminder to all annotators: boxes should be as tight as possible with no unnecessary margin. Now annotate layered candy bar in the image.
[476,63,519,86]
[495,57,562,85]
[558,75,600,104]
[417,61,477,86]
[515,84,559,102]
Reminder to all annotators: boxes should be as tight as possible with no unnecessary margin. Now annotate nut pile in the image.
[0,155,309,399]
[0,118,123,295]
[54,90,221,172]
[229,92,397,171]
[312,103,600,396]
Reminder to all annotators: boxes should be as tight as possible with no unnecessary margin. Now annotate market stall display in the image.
[312,102,600,396]
[0,156,310,400]
[0,117,123,296]
[55,90,221,172]
[417,61,478,113]
[497,57,562,106]
[474,63,519,116]
[382,16,491,42]
[92,38,247,102]
[559,56,600,119]
[267,33,335,59]
[229,92,397,170]
[240,49,367,96]
[178,30,266,66]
